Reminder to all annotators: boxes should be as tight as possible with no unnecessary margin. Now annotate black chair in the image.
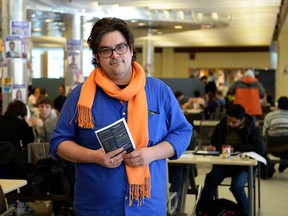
[0,141,20,179]
[265,135,288,165]
[0,185,16,216]
[5,142,75,215]
[185,113,205,149]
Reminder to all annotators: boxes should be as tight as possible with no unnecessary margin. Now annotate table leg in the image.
[178,165,190,214]
[248,165,254,216]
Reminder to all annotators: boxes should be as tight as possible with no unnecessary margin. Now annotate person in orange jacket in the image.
[228,69,265,119]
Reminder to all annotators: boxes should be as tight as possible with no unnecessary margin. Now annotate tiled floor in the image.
[185,163,288,216]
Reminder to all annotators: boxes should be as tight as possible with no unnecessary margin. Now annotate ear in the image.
[95,54,100,64]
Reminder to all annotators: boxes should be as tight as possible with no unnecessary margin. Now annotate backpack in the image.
[206,198,244,216]
[19,158,70,197]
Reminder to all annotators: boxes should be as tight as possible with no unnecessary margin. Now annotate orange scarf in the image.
[77,62,151,206]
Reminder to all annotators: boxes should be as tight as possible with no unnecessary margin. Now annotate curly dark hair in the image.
[87,17,137,68]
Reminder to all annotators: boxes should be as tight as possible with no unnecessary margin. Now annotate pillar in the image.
[1,0,28,113]
[142,28,154,77]
[162,47,174,77]
[276,31,288,100]
[270,40,277,70]
[64,14,83,94]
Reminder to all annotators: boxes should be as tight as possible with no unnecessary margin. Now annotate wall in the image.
[32,78,65,100]
[30,50,273,100]
[138,50,271,78]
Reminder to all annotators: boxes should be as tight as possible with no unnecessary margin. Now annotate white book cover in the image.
[94,118,136,154]
[241,151,267,165]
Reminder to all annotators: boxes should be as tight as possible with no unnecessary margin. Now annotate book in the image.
[240,151,267,165]
[94,118,136,154]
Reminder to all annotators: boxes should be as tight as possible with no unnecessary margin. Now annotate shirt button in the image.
[123,112,126,116]
[125,197,128,200]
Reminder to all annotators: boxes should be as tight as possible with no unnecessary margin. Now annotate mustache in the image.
[110,59,123,64]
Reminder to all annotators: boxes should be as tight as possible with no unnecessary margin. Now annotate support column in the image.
[142,29,154,77]
[270,41,277,70]
[162,47,174,77]
[1,0,27,113]
[276,31,288,99]
[64,14,83,93]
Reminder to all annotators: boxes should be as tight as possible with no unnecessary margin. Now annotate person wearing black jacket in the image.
[196,104,265,216]
[0,100,34,151]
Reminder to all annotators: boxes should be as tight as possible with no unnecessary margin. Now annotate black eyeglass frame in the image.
[98,43,129,58]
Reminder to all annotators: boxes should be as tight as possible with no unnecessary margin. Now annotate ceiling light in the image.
[174,25,183,29]
[45,19,53,23]
[33,28,42,32]
[138,22,146,26]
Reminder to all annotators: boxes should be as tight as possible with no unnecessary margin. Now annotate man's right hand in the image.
[207,145,216,151]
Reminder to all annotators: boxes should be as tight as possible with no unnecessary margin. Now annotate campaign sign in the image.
[10,21,31,37]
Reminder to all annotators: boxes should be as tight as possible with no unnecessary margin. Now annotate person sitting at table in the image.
[174,90,191,109]
[196,104,265,216]
[262,96,288,173]
[191,90,206,110]
[203,92,219,119]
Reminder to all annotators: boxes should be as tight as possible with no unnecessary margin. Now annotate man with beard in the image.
[196,104,265,216]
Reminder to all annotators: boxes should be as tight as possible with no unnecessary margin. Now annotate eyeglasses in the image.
[98,43,129,58]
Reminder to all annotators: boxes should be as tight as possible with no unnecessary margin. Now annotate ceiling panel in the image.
[23,0,286,48]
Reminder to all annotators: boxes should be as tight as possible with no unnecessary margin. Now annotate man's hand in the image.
[124,147,153,167]
[96,147,126,168]
[207,145,217,151]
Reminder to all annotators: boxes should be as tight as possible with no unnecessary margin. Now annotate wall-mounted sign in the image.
[5,36,22,58]
[10,21,31,37]
[66,39,82,52]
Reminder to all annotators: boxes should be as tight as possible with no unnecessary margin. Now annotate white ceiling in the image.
[26,0,287,48]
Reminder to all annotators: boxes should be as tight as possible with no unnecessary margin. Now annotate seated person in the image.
[215,90,226,112]
[40,95,66,142]
[0,100,34,151]
[262,96,288,172]
[196,104,265,216]
[191,90,206,109]
[203,92,219,119]
[30,96,56,141]
[174,90,205,110]
[174,90,190,109]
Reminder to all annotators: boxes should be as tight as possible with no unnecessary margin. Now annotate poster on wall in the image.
[12,88,27,103]
[21,38,30,59]
[66,39,82,52]
[10,21,31,37]
[67,52,83,84]
[5,36,22,58]
[2,77,13,93]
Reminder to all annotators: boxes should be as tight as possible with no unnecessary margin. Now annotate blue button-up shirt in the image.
[50,76,192,216]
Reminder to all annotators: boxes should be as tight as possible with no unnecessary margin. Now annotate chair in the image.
[265,135,288,165]
[0,141,19,179]
[168,160,202,215]
[210,111,226,120]
[166,160,178,215]
[0,185,16,216]
[215,163,261,215]
[185,113,205,149]
[5,142,74,214]
[26,142,53,164]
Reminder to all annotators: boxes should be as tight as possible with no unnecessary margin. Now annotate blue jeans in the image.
[196,165,252,215]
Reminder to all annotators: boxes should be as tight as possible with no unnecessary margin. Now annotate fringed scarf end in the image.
[77,105,95,129]
[128,177,151,206]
